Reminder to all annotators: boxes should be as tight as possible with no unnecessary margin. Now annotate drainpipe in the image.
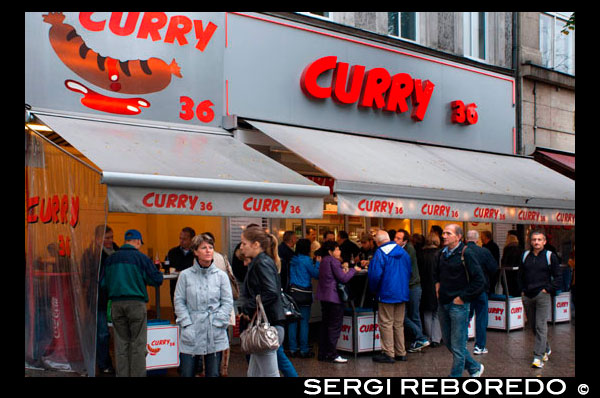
[512,12,522,154]
[533,80,537,148]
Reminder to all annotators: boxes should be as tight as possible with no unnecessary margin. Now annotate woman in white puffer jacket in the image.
[174,233,233,377]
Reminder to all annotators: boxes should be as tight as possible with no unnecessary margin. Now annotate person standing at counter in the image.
[307,227,320,259]
[357,233,376,267]
[395,229,430,353]
[278,231,297,292]
[501,234,523,297]
[316,241,361,363]
[465,230,498,356]
[174,234,233,377]
[166,227,196,307]
[369,230,412,363]
[434,224,485,378]
[288,238,320,358]
[419,233,442,348]
[518,230,562,369]
[338,231,360,264]
[101,229,164,377]
[97,226,119,374]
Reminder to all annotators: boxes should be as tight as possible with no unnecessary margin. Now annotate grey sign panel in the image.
[25,12,225,127]
[225,13,516,154]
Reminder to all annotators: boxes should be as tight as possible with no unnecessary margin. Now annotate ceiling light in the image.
[26,123,53,132]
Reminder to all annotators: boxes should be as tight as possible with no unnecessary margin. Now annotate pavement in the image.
[25,321,575,378]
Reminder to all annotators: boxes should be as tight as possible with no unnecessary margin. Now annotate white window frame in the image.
[463,12,488,61]
[297,12,334,21]
[539,12,575,75]
[387,12,419,43]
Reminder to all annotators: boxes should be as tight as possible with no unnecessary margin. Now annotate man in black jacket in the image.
[278,231,296,292]
[518,230,562,369]
[166,227,196,306]
[465,230,498,356]
[434,224,485,377]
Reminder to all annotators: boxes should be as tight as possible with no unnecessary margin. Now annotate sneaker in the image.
[407,340,430,353]
[473,346,488,355]
[471,364,484,377]
[100,367,115,375]
[333,356,348,363]
[531,358,544,368]
[394,355,407,361]
[372,353,395,363]
[543,349,552,362]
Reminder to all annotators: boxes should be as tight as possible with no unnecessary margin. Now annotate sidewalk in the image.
[25,322,574,378]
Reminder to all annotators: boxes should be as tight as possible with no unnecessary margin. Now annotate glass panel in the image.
[554,18,574,74]
[388,12,399,36]
[477,12,486,59]
[25,129,107,375]
[400,12,417,41]
[540,14,554,69]
[464,12,473,56]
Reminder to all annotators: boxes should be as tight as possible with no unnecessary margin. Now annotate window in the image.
[540,12,575,75]
[299,12,333,21]
[464,12,487,60]
[388,12,418,42]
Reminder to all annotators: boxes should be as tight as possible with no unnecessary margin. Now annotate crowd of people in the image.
[96,222,567,378]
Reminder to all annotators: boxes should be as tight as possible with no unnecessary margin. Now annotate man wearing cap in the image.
[101,229,164,377]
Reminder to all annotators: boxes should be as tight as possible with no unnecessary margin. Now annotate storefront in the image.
[25,12,329,375]
[26,12,574,375]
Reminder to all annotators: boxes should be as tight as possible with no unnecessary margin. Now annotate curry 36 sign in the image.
[300,55,476,124]
[337,193,575,226]
[107,186,324,218]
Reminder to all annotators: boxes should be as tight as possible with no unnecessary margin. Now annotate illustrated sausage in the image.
[43,12,182,95]
[65,79,150,115]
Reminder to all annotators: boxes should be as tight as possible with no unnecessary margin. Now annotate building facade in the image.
[272,12,575,159]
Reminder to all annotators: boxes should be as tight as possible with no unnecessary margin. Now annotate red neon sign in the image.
[300,55,435,121]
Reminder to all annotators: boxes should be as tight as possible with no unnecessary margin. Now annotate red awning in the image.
[534,149,575,180]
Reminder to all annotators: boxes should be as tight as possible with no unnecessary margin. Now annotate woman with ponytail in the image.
[239,226,287,377]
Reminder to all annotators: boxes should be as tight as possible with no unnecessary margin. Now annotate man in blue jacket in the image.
[368,230,412,363]
[101,229,163,377]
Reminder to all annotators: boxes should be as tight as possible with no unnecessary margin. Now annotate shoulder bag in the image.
[281,290,302,321]
[289,284,313,306]
[240,294,280,354]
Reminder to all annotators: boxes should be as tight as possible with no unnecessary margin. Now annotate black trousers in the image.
[318,301,345,361]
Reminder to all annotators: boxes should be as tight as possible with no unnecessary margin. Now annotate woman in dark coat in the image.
[501,234,523,297]
[418,233,442,347]
[239,226,287,377]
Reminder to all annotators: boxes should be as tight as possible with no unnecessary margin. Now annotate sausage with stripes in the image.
[43,12,182,95]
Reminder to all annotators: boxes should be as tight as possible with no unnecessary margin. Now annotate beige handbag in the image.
[240,295,280,354]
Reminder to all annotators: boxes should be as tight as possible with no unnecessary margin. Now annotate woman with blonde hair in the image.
[239,226,286,377]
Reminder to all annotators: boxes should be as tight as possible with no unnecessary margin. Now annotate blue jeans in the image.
[179,352,222,377]
[96,309,113,370]
[468,291,488,349]
[404,286,427,342]
[288,305,312,354]
[277,345,298,377]
[439,301,481,377]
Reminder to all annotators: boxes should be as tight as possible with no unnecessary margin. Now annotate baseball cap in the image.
[124,229,144,244]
